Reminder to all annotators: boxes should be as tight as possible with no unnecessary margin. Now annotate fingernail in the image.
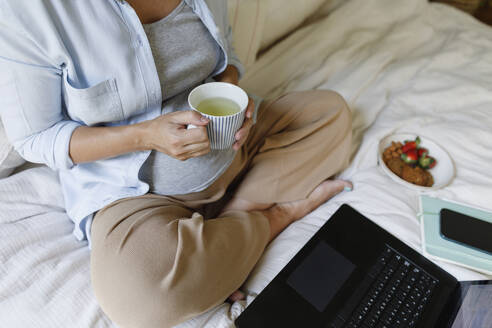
[200,117,209,123]
[344,186,353,192]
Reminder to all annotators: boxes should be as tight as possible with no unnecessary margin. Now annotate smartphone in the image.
[440,208,492,255]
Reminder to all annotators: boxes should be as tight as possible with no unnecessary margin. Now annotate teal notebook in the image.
[419,195,492,276]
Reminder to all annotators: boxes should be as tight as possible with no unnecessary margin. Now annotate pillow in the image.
[228,0,267,68]
[259,0,327,52]
[0,120,25,178]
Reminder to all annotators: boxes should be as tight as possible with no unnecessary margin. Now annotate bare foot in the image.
[274,180,351,221]
[227,289,246,303]
[224,179,352,301]
[262,179,352,242]
[222,180,352,214]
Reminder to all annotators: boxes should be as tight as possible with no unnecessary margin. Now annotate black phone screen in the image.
[440,208,492,255]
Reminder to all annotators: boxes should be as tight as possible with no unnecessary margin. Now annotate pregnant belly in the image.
[138,148,236,195]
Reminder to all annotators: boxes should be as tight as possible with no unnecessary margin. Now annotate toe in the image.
[320,179,352,194]
[227,290,246,302]
[337,179,353,191]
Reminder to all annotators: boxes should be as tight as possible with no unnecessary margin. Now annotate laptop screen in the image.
[286,240,356,312]
[449,282,492,328]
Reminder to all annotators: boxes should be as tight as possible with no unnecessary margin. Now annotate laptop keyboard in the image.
[329,246,438,328]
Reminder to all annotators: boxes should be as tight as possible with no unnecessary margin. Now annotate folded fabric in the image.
[0,121,25,178]
[260,0,334,51]
[227,0,267,68]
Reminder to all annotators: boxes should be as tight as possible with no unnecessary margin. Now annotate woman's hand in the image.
[69,110,210,164]
[233,97,255,151]
[215,65,255,151]
[139,110,211,161]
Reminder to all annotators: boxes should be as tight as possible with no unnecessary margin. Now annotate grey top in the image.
[138,0,236,195]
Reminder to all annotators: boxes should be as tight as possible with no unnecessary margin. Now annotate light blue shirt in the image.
[0,0,259,243]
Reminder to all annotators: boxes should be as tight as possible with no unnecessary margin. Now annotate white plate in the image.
[378,133,455,191]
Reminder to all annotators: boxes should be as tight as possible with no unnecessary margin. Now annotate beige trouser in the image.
[90,90,352,328]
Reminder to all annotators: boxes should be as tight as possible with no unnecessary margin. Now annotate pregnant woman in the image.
[0,0,352,327]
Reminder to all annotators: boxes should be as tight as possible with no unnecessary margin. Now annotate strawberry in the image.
[428,156,437,169]
[418,148,428,158]
[401,136,421,153]
[401,149,418,164]
[401,142,416,153]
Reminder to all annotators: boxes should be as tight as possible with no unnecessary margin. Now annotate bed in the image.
[1,0,491,327]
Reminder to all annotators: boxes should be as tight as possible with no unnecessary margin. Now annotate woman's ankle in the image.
[260,179,353,242]
[261,205,294,243]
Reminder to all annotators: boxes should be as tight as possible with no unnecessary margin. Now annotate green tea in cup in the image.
[188,82,249,149]
[196,97,240,116]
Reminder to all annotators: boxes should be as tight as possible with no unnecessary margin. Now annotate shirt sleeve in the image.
[0,17,81,171]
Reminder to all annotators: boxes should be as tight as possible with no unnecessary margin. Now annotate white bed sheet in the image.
[1,0,491,327]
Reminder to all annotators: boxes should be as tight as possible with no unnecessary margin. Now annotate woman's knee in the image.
[332,91,352,131]
[91,253,225,328]
[303,90,352,161]
[90,217,232,328]
[312,89,350,115]
[288,89,350,116]
[91,248,187,327]
[299,90,352,130]
[313,90,351,132]
[90,201,262,327]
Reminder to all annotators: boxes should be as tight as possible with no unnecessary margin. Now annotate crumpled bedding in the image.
[1,0,491,327]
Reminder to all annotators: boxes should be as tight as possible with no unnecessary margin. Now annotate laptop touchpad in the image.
[286,240,355,312]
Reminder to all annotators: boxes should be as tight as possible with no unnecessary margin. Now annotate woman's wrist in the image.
[69,123,149,164]
[133,120,153,151]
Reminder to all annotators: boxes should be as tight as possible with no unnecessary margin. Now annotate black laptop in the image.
[235,204,492,328]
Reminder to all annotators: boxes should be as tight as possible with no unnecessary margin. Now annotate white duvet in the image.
[1,0,491,327]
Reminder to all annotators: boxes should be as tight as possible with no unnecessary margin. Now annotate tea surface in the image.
[196,97,240,116]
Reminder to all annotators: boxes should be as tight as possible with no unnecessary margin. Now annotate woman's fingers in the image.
[246,97,254,118]
[170,110,209,126]
[182,140,210,154]
[173,129,210,160]
[182,125,209,144]
[235,117,253,140]
[149,102,256,158]
[232,97,255,150]
[157,143,210,161]
[176,144,211,161]
[233,117,253,150]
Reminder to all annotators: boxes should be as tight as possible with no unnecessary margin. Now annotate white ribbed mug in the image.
[188,82,249,150]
